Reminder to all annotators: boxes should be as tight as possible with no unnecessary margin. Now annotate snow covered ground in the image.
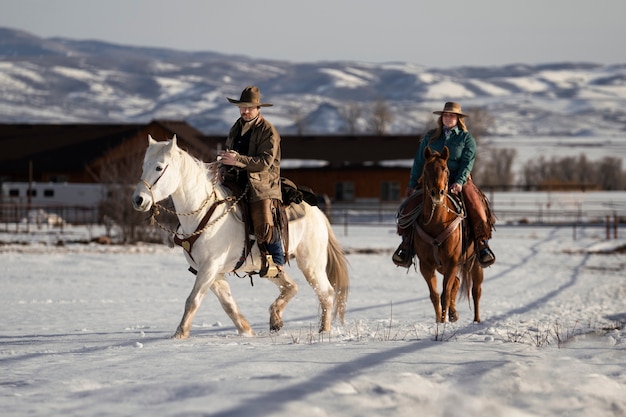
[1,223,625,417]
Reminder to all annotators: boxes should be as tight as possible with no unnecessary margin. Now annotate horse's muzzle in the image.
[430,188,446,204]
[131,191,152,212]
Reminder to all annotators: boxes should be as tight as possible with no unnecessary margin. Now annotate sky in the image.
[2,221,625,416]
[1,0,625,68]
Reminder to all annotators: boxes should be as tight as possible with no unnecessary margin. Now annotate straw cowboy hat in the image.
[227,86,273,107]
[433,101,468,118]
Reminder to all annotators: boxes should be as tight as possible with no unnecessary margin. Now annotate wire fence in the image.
[1,191,624,240]
[0,203,100,233]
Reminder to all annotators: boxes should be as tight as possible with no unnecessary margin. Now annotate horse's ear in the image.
[148,135,157,145]
[441,146,449,161]
[424,147,432,159]
[165,135,177,152]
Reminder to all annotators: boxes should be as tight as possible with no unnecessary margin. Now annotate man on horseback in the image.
[393,102,496,268]
[219,86,284,278]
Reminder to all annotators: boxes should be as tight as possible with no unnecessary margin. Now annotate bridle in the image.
[421,164,463,225]
[137,163,247,239]
[138,164,170,206]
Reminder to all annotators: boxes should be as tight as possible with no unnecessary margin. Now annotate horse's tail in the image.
[323,215,350,324]
[458,247,479,303]
[459,263,472,302]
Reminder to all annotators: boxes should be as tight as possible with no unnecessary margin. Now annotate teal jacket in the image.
[409,126,476,189]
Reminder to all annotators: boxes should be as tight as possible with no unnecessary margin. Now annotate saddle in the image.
[220,177,319,268]
[396,190,472,264]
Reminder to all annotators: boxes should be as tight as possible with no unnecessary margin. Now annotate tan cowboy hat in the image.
[227,86,273,107]
[433,101,468,118]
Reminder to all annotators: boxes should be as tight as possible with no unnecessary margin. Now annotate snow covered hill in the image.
[1,27,626,137]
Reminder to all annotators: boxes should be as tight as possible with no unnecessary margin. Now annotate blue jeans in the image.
[266,227,284,266]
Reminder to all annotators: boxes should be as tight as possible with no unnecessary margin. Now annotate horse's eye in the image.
[156,166,163,172]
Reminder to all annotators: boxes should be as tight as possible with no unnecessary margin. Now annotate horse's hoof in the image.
[172,329,189,339]
[449,312,459,322]
[270,320,283,333]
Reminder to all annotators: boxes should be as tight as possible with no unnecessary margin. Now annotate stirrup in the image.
[260,254,279,278]
[478,244,496,268]
[392,247,413,268]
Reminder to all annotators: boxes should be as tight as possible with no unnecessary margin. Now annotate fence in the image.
[1,192,624,239]
[0,203,101,233]
[329,191,626,238]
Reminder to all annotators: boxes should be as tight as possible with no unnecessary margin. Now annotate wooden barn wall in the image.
[281,166,410,201]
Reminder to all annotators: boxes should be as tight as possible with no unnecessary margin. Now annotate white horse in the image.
[131,135,349,338]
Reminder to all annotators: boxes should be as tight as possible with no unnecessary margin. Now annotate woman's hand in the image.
[450,183,462,194]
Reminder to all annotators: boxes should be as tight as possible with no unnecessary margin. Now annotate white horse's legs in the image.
[174,273,254,339]
[298,264,335,332]
[267,268,299,332]
[210,278,254,336]
[174,289,207,339]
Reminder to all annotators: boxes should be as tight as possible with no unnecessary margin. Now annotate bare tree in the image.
[368,99,394,135]
[465,107,495,144]
[597,157,624,190]
[474,148,517,190]
[520,153,626,190]
[89,148,170,243]
[338,102,362,135]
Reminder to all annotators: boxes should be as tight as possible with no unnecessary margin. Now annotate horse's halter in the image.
[139,164,169,206]
[423,158,449,202]
[421,159,458,224]
[144,162,245,239]
[136,158,213,221]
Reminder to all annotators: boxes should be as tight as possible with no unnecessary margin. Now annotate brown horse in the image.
[412,146,483,323]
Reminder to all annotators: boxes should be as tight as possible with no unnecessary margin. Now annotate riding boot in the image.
[260,252,279,278]
[251,199,284,278]
[462,178,496,267]
[392,240,413,268]
[477,239,496,267]
[392,229,414,268]
[259,228,284,278]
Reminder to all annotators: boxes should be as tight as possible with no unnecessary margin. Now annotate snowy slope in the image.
[1,27,626,138]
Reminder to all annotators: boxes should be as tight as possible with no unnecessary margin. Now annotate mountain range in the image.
[1,27,625,138]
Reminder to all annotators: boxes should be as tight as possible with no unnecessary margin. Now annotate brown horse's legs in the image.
[447,276,460,322]
[440,269,459,323]
[421,267,442,323]
[472,265,484,323]
[268,267,299,332]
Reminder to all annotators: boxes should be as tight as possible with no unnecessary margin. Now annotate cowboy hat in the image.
[433,102,468,118]
[227,86,273,107]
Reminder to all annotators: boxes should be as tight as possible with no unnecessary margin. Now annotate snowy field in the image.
[1,223,625,417]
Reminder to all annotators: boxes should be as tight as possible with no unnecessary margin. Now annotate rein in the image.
[418,179,466,267]
[421,188,465,225]
[139,163,248,243]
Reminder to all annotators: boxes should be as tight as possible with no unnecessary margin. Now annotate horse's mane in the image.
[177,148,220,196]
[148,140,218,196]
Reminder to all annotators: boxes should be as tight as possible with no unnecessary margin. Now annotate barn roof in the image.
[0,120,209,181]
[202,134,422,168]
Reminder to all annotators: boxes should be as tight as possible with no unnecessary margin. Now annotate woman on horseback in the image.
[393,102,496,268]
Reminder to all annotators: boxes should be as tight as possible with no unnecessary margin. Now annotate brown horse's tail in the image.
[323,215,350,324]
[459,262,472,302]
[458,219,474,302]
